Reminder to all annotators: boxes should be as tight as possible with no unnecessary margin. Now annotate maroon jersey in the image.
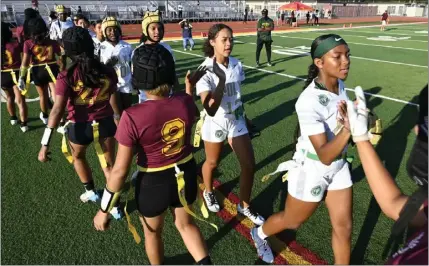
[2,41,22,70]
[115,92,196,168]
[23,39,60,65]
[387,200,428,265]
[382,12,388,21]
[55,67,118,123]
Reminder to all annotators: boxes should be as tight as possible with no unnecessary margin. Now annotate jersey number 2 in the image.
[74,78,110,105]
[161,118,185,156]
[33,45,53,62]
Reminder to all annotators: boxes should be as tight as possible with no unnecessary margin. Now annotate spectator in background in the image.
[306,11,310,24]
[276,9,280,26]
[178,3,183,19]
[77,6,82,14]
[243,8,248,24]
[48,11,57,29]
[49,5,74,42]
[381,10,388,31]
[250,9,253,20]
[77,16,96,38]
[32,0,38,11]
[179,19,194,51]
[314,9,320,26]
[73,14,83,26]
[92,19,104,58]
[256,9,274,67]
[281,11,285,25]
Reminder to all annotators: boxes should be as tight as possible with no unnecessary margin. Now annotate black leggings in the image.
[256,39,272,63]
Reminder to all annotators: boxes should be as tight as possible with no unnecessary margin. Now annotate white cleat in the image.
[80,190,100,203]
[20,125,29,133]
[237,204,265,226]
[203,190,220,213]
[10,119,18,125]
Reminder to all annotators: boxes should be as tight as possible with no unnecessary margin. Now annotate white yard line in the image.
[279,35,427,51]
[172,49,419,107]
[244,41,427,68]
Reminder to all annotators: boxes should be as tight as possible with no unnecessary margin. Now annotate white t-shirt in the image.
[92,37,102,58]
[49,19,74,40]
[99,40,133,93]
[196,56,245,117]
[295,79,349,154]
[131,41,175,62]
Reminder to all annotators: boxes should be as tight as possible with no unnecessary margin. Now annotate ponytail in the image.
[303,63,319,90]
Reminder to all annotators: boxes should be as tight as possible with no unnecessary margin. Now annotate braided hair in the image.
[62,27,105,88]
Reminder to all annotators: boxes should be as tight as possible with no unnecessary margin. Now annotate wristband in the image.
[41,127,54,146]
[100,186,121,213]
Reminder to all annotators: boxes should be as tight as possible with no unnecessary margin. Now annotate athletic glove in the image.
[347,86,369,142]
[17,78,26,91]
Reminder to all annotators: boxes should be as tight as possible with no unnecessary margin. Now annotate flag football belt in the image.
[193,110,206,147]
[1,68,20,90]
[60,120,109,168]
[261,150,350,183]
[136,154,218,231]
[18,62,58,96]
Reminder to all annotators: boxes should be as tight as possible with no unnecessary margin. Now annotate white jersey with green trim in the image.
[99,40,133,94]
[295,79,349,155]
[196,56,245,118]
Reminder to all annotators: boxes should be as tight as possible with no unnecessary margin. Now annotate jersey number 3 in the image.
[161,118,185,156]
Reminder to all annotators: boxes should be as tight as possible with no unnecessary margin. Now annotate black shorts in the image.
[135,158,198,218]
[1,71,18,89]
[67,116,117,145]
[31,64,59,86]
[292,17,297,22]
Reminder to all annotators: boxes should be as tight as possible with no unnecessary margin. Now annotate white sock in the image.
[257,226,268,240]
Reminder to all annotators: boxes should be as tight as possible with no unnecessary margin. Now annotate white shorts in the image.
[287,157,352,202]
[382,20,387,26]
[201,114,248,142]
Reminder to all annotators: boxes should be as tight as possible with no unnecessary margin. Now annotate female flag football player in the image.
[37,27,122,219]
[1,22,28,132]
[195,24,264,225]
[338,85,427,265]
[250,34,353,264]
[99,17,134,110]
[134,10,177,103]
[93,43,213,265]
[18,17,61,124]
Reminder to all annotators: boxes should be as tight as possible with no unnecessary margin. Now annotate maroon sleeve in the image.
[55,73,70,98]
[115,111,138,147]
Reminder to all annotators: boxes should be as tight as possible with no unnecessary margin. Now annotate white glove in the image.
[17,78,26,91]
[347,86,369,142]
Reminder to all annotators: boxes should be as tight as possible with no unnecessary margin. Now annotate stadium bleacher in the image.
[1,0,245,25]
